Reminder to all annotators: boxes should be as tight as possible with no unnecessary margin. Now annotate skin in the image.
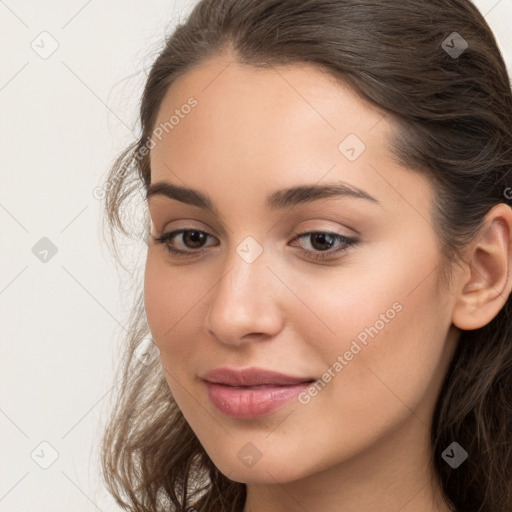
[144,52,512,512]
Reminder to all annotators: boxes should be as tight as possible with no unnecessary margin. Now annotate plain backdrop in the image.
[1,0,511,510]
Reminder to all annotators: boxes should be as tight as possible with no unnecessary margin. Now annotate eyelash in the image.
[152,229,358,261]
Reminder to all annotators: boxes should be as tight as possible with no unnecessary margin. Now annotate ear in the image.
[452,203,512,330]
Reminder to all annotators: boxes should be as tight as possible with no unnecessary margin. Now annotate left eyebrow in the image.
[146,180,381,214]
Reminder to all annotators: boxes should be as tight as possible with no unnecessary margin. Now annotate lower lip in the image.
[204,381,312,419]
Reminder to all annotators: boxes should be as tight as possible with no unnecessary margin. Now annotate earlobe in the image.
[452,203,512,331]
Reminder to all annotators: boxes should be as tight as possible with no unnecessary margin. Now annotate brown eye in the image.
[308,233,336,251]
[153,229,218,256]
[291,231,358,261]
[181,230,208,249]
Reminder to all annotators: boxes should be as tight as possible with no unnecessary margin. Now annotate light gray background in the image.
[1,1,511,510]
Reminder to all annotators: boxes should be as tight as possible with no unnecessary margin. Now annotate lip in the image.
[200,366,315,386]
[200,367,316,419]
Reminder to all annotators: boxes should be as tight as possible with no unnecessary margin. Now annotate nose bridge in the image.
[205,235,282,342]
[213,235,271,313]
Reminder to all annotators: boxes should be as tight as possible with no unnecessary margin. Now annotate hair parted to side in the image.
[100,1,512,511]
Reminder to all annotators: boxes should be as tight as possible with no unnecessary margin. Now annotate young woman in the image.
[100,1,512,511]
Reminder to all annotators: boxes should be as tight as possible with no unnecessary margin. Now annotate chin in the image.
[209,452,313,485]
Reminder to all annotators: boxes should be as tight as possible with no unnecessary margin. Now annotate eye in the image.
[152,229,358,260]
[152,229,218,256]
[290,231,358,260]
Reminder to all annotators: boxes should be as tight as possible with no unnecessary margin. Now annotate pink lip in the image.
[200,367,315,419]
[200,367,315,386]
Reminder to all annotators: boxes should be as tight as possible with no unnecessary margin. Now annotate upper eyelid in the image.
[153,216,358,236]
[157,226,351,237]
[148,202,366,238]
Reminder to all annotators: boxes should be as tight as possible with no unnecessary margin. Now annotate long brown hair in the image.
[100,1,512,510]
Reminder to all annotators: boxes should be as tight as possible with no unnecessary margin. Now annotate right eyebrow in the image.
[146,179,381,214]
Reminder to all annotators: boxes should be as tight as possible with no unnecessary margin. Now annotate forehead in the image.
[151,57,384,171]
[148,55,434,224]
[151,55,388,147]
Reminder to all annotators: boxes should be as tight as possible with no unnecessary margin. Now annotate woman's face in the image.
[144,54,461,484]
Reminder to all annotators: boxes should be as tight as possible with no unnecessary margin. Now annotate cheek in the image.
[299,243,450,427]
[143,256,212,418]
[293,232,441,354]
[143,254,205,360]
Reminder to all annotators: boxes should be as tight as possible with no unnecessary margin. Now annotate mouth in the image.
[199,366,316,387]
[199,366,317,418]
[203,381,315,419]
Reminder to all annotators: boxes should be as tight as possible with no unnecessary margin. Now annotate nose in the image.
[205,241,285,347]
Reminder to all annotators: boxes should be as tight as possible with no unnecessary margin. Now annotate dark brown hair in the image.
[100,1,512,511]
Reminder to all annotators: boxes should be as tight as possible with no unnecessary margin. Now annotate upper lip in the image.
[200,367,315,387]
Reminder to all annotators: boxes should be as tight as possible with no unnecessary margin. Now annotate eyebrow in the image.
[146,179,381,213]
